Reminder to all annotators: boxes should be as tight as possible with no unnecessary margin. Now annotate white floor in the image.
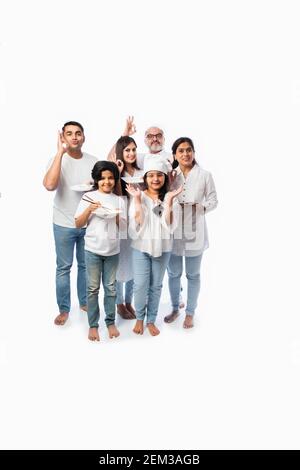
[1,230,300,450]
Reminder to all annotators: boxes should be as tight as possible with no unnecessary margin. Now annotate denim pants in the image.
[132,249,171,324]
[168,254,203,315]
[116,280,134,304]
[85,250,119,328]
[53,223,87,313]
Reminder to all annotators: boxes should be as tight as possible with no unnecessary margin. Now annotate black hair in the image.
[91,161,120,193]
[62,121,84,133]
[143,172,169,202]
[115,136,140,196]
[171,137,195,169]
[116,136,139,172]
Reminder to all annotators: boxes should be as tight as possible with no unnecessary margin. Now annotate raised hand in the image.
[168,169,177,186]
[57,131,68,155]
[165,185,183,204]
[122,116,136,136]
[116,159,124,173]
[126,183,142,200]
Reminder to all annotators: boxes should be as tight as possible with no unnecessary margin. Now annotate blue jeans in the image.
[85,250,119,328]
[116,280,134,304]
[132,249,171,324]
[53,223,87,313]
[168,254,203,315]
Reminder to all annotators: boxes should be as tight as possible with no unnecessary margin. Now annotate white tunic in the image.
[170,163,218,256]
[128,192,180,258]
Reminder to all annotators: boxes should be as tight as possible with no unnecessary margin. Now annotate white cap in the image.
[143,154,170,176]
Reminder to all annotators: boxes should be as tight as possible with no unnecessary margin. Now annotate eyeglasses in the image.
[146,133,163,140]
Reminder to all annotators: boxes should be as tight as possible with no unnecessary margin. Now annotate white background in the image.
[1,0,300,450]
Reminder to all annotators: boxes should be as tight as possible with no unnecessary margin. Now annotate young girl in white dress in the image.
[127,157,182,336]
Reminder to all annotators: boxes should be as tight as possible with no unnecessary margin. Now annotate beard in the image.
[149,142,163,153]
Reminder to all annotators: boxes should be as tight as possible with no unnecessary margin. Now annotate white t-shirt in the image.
[75,190,126,256]
[128,192,179,258]
[47,152,98,228]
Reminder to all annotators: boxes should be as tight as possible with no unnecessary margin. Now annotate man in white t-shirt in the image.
[43,121,98,326]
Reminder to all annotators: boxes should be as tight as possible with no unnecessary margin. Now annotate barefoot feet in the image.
[54,312,69,325]
[164,310,180,324]
[108,324,120,339]
[125,303,136,319]
[117,304,133,320]
[183,314,194,329]
[88,327,100,341]
[147,323,160,336]
[133,320,144,335]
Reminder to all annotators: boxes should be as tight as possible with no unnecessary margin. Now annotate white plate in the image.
[121,176,144,184]
[93,207,121,218]
[70,183,93,192]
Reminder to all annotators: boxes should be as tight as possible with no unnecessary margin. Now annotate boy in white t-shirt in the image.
[75,161,126,342]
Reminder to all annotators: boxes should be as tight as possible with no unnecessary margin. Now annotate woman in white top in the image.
[164,137,218,328]
[75,161,126,342]
[127,158,182,336]
[114,136,143,320]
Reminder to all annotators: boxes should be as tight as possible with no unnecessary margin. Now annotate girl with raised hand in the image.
[127,157,182,336]
[75,161,126,342]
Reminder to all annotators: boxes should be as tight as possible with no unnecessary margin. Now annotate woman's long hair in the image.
[171,137,195,169]
[115,136,140,174]
[115,136,140,196]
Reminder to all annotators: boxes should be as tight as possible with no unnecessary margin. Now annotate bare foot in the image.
[117,304,132,320]
[183,314,194,329]
[147,323,160,336]
[164,310,180,323]
[80,305,88,312]
[108,324,120,338]
[133,320,144,335]
[88,327,100,341]
[54,312,69,325]
[125,303,136,319]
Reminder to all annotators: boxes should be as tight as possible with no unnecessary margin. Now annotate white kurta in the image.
[170,163,218,256]
[128,192,180,258]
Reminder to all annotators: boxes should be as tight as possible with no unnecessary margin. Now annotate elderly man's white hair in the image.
[144,126,164,137]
